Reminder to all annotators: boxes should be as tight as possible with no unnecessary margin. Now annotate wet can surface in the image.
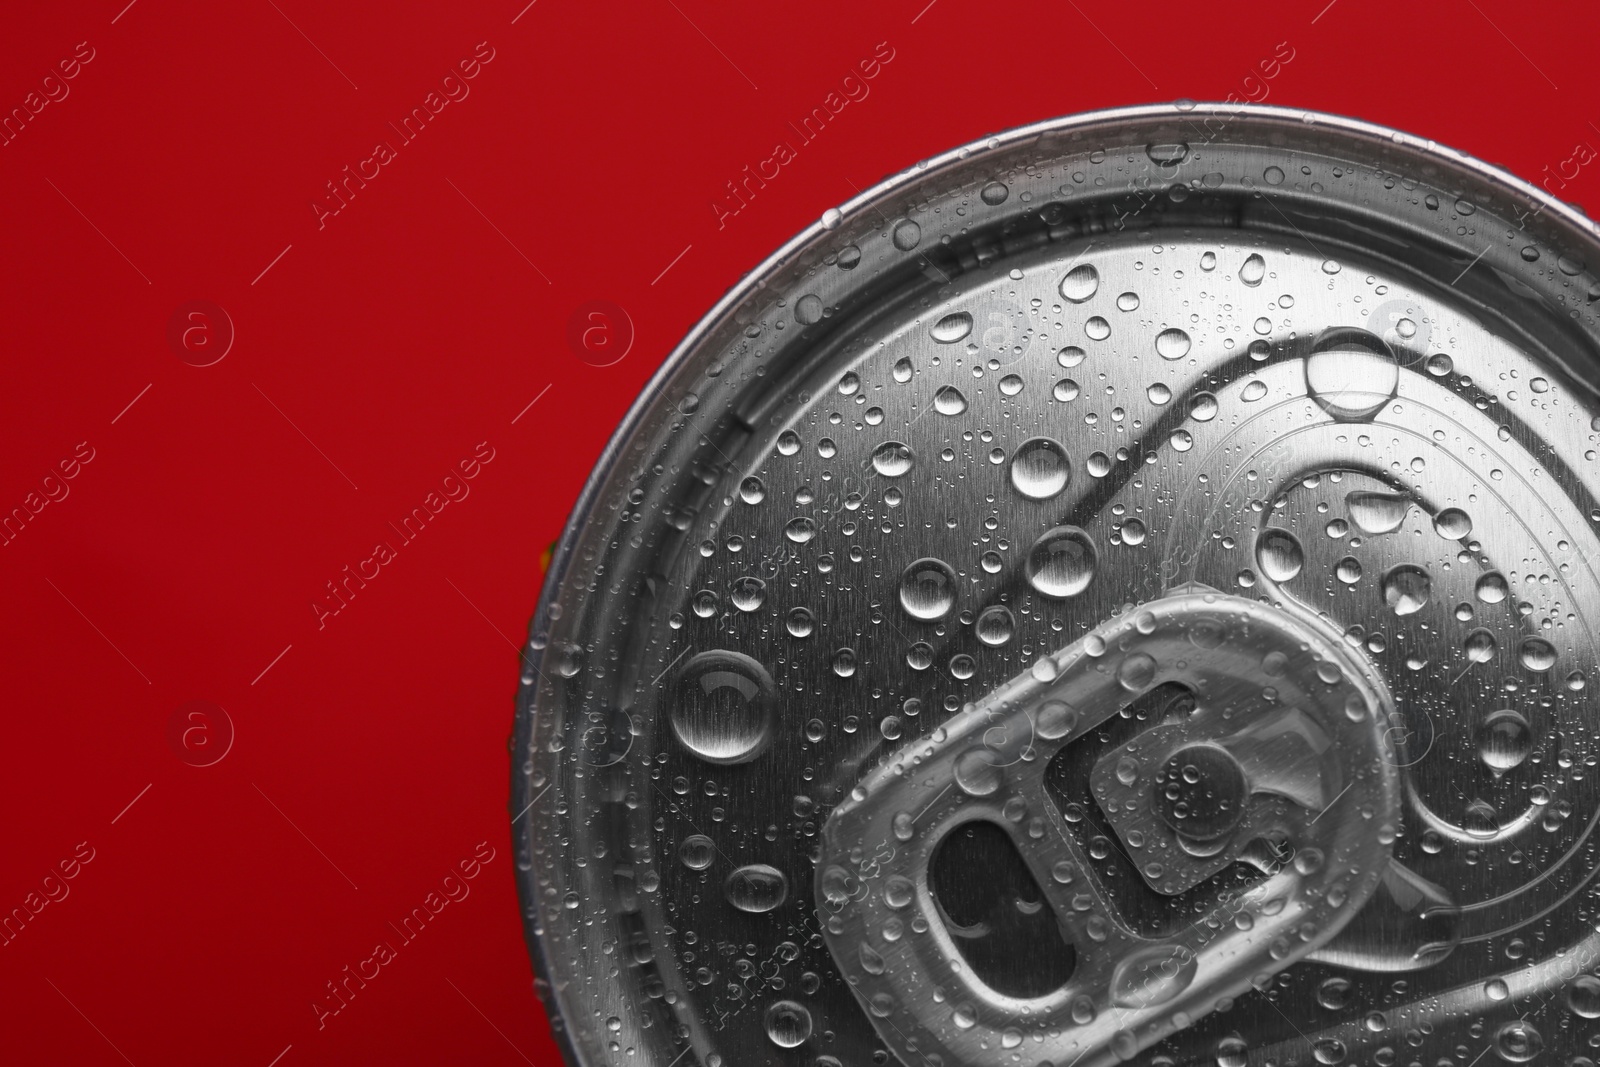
[512,104,1600,1066]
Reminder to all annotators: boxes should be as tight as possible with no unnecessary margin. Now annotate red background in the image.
[2,1,1598,1064]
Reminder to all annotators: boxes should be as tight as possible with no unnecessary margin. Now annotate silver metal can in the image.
[512,104,1600,1067]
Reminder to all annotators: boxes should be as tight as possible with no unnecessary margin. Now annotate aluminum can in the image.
[513,104,1600,1067]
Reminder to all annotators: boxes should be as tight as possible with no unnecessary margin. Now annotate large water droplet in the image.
[954,749,1002,796]
[891,219,921,251]
[1059,263,1099,303]
[1216,1036,1249,1067]
[1382,565,1431,615]
[931,312,973,343]
[1463,628,1497,663]
[933,385,968,416]
[1475,571,1509,604]
[1145,142,1190,166]
[1110,945,1197,1008]
[671,651,775,764]
[872,441,915,476]
[1256,528,1305,582]
[679,834,716,869]
[1519,637,1557,672]
[1239,253,1266,286]
[1493,1019,1543,1063]
[763,999,813,1047]
[899,558,958,620]
[1476,709,1532,773]
[731,575,767,612]
[1155,327,1192,360]
[1025,526,1098,599]
[1347,490,1411,535]
[1434,507,1472,540]
[1567,974,1600,1018]
[726,863,788,912]
[975,605,1016,647]
[893,356,914,383]
[1306,328,1399,421]
[1009,437,1071,500]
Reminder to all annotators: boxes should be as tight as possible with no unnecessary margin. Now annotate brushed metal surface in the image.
[513,104,1600,1067]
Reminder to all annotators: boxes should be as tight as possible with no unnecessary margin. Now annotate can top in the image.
[515,104,1600,1067]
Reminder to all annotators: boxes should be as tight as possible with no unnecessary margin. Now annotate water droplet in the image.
[1145,142,1190,166]
[795,295,823,325]
[1434,508,1471,539]
[731,575,766,611]
[1147,382,1172,405]
[785,517,817,543]
[1085,316,1111,340]
[1256,528,1305,582]
[1493,1019,1543,1063]
[872,441,915,476]
[980,180,1009,205]
[777,431,801,456]
[739,476,766,504]
[1156,327,1192,360]
[1335,556,1363,584]
[1036,701,1079,740]
[1116,291,1140,311]
[763,999,812,1047]
[1240,254,1266,287]
[954,749,1001,796]
[1118,652,1157,691]
[726,864,788,913]
[1110,945,1197,1008]
[1347,490,1411,535]
[1240,379,1268,402]
[1053,378,1081,402]
[671,651,775,764]
[907,642,934,670]
[933,386,968,416]
[858,941,885,975]
[893,356,914,383]
[1189,392,1219,421]
[975,605,1015,647]
[1464,628,1497,663]
[1122,518,1147,545]
[832,647,857,677]
[1519,637,1557,672]
[1476,572,1509,603]
[1087,450,1113,476]
[891,219,921,251]
[1382,565,1431,615]
[1477,709,1532,773]
[1025,526,1098,598]
[1263,166,1285,186]
[1426,353,1453,376]
[931,312,973,343]
[1170,429,1194,452]
[786,607,814,637]
[1059,263,1099,303]
[679,834,715,870]
[1010,437,1071,500]
[1567,974,1600,1018]
[1217,1036,1249,1067]
[899,558,958,620]
[1306,328,1399,421]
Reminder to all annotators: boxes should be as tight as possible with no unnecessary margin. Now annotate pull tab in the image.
[817,591,1401,1067]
